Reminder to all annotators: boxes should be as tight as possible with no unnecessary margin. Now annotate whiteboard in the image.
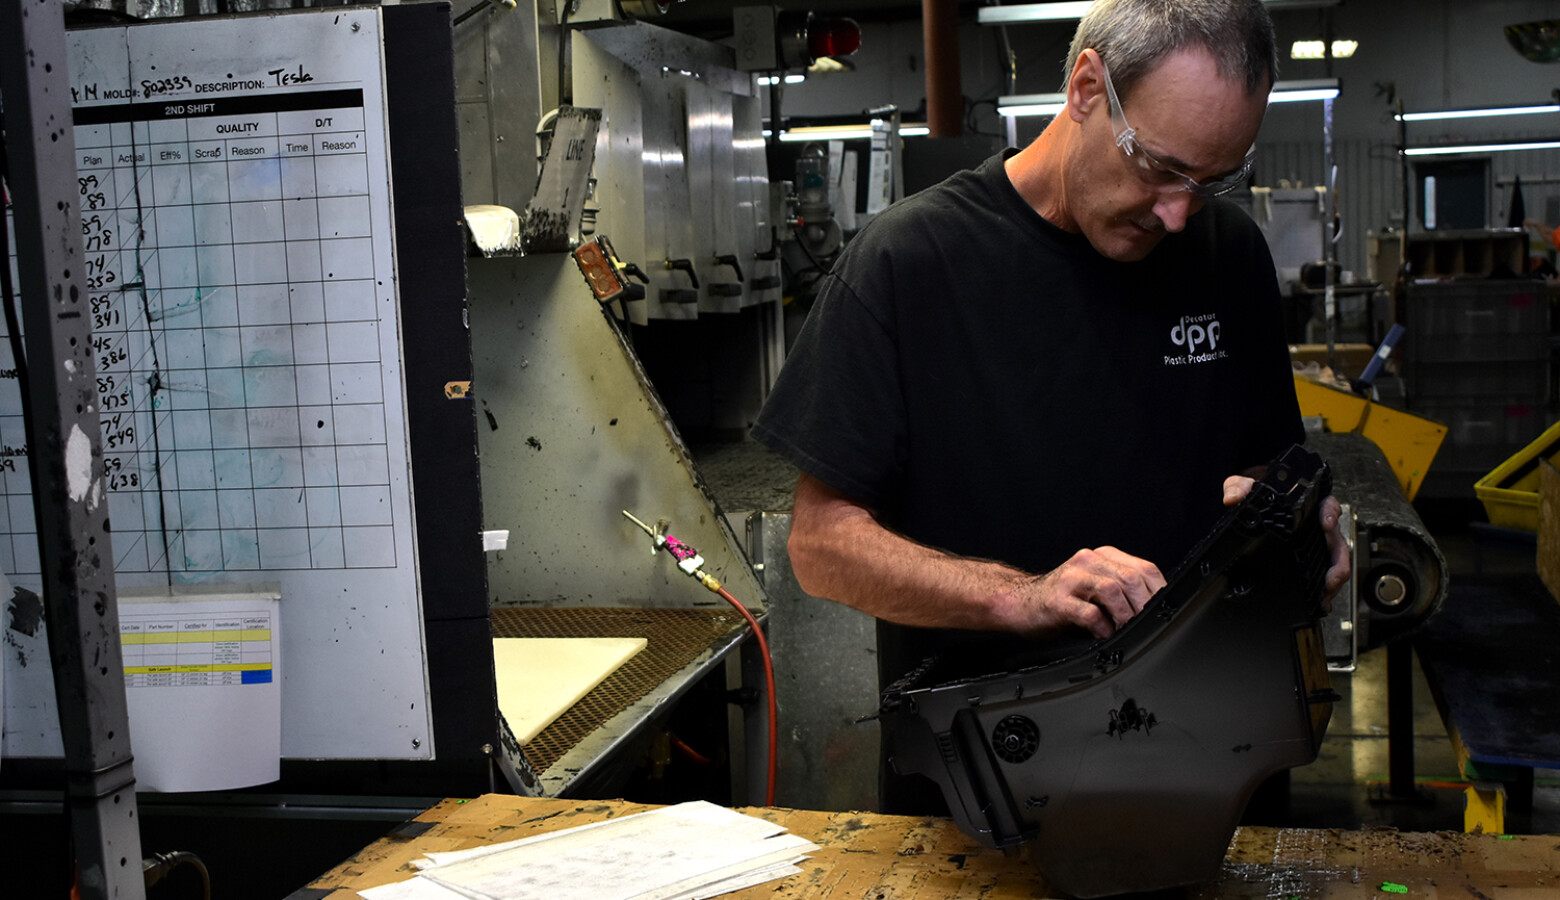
[1,8,432,760]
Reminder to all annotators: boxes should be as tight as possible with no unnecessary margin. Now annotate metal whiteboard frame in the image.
[1,7,478,766]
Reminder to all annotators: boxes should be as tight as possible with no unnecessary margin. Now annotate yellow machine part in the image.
[1464,782,1507,834]
[1293,376,1447,501]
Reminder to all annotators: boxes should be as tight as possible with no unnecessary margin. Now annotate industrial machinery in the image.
[878,445,1337,898]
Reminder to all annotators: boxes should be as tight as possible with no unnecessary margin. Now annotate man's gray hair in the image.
[1064,0,1278,99]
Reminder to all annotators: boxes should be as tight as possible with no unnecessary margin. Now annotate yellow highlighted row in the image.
[124,663,273,674]
[122,630,271,644]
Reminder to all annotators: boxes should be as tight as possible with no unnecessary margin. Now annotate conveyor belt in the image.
[1309,431,1448,649]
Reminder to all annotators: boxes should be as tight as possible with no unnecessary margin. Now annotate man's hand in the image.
[1222,474,1352,606]
[789,472,1164,640]
[997,547,1166,640]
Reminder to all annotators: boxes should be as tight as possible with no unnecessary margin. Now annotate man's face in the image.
[1066,47,1269,262]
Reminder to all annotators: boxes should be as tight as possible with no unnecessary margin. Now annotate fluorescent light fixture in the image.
[997,93,1067,118]
[979,0,1336,25]
[1291,39,1357,59]
[1404,140,1560,157]
[978,2,1092,24]
[756,74,807,86]
[1269,78,1339,103]
[996,81,1333,117]
[778,124,931,142]
[1397,104,1560,122]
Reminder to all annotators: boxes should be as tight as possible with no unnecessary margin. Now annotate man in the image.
[751,0,1351,808]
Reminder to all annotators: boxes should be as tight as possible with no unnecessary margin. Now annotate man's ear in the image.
[1067,47,1105,124]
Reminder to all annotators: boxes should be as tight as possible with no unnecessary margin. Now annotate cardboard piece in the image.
[1539,459,1560,603]
[492,637,647,745]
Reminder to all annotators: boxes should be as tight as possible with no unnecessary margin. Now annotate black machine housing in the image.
[879,444,1337,897]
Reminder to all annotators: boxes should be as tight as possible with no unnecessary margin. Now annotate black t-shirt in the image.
[753,151,1302,680]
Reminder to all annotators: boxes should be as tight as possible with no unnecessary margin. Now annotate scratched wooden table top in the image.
[307,793,1560,900]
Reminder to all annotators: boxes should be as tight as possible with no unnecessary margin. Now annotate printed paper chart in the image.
[120,610,275,687]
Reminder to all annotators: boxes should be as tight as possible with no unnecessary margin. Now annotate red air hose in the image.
[717,585,778,807]
[619,510,778,806]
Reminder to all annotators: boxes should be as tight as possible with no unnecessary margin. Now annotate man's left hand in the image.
[1223,475,1351,608]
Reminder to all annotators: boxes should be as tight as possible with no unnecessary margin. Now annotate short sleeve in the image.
[751,273,908,511]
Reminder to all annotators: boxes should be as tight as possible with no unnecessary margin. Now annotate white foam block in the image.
[493,637,648,745]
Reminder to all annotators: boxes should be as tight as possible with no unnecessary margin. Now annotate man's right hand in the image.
[788,472,1164,641]
[996,547,1166,640]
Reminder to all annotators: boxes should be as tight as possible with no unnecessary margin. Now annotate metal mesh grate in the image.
[489,607,744,773]
[689,441,798,513]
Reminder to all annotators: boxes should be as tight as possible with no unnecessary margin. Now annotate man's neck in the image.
[1004,124,1077,233]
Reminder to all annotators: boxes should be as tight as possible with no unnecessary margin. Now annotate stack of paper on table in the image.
[357,801,818,900]
[491,637,647,745]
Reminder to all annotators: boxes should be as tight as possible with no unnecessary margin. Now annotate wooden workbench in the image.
[304,794,1560,899]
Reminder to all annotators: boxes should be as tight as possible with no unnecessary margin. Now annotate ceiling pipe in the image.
[923,0,963,137]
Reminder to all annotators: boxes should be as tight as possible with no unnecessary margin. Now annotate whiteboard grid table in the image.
[65,89,399,577]
[1,9,435,760]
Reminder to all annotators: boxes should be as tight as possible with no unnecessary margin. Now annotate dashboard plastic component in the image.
[879,444,1336,897]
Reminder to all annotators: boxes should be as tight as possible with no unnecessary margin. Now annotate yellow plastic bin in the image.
[1474,420,1560,531]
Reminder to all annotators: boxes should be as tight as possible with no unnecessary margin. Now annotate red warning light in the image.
[808,17,861,60]
[777,11,864,70]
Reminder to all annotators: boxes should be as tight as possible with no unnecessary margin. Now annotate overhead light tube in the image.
[1269,78,1340,103]
[978,0,1338,25]
[996,93,1067,118]
[1403,140,1560,157]
[778,123,931,141]
[996,79,1337,118]
[1397,104,1560,122]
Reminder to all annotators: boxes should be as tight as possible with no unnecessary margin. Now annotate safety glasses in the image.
[1100,55,1255,199]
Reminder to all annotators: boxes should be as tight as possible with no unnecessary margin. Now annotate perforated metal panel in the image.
[489,607,744,773]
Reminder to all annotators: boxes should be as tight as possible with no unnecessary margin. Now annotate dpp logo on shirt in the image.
[1164,314,1228,366]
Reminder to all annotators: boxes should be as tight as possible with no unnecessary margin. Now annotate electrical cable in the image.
[621,511,779,806]
[453,0,515,28]
[141,850,212,900]
[670,734,714,766]
[788,225,834,276]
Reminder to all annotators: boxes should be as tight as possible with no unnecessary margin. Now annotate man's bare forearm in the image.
[787,473,1161,639]
[787,473,1032,632]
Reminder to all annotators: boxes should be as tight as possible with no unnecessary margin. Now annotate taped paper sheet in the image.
[119,585,282,792]
[492,637,646,745]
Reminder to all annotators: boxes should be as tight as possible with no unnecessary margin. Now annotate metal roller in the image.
[1307,432,1449,651]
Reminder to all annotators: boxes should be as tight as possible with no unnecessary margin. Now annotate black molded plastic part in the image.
[879,444,1335,898]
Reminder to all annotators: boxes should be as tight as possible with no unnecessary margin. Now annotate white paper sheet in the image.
[362,801,816,900]
[119,585,281,791]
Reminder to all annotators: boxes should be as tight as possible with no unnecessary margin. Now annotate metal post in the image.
[0,2,145,898]
[1322,94,1337,372]
[921,0,961,138]
[1386,639,1417,799]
